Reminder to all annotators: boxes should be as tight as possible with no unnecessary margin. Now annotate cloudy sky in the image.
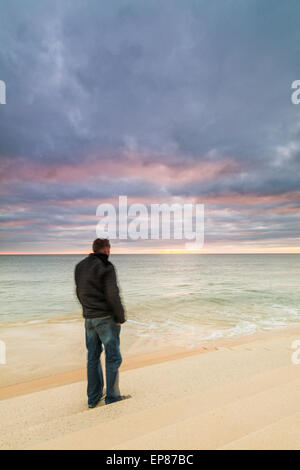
[0,0,299,253]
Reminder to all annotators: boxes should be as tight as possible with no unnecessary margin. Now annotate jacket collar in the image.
[90,252,109,265]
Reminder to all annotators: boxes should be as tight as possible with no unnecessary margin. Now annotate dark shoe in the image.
[105,394,132,405]
[88,396,102,409]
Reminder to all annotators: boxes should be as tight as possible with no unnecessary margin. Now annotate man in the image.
[75,238,128,408]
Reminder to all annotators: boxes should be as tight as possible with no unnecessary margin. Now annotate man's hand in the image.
[115,322,121,326]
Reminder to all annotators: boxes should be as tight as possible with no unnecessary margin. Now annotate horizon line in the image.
[1,251,300,255]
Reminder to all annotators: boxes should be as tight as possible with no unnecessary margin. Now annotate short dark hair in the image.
[92,238,110,253]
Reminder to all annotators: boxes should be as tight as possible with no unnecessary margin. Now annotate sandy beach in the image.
[1,324,300,450]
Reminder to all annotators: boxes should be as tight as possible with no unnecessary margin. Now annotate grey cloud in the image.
[1,0,300,164]
[1,0,300,251]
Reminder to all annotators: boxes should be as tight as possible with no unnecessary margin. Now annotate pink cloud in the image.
[0,153,241,186]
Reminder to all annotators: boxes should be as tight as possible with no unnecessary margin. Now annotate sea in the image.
[1,254,300,346]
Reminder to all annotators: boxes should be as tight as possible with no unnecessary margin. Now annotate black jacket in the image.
[74,253,126,323]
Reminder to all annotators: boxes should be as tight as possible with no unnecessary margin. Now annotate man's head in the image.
[92,238,111,256]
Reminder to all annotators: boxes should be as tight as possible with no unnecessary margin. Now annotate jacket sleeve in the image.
[74,265,81,303]
[104,264,126,324]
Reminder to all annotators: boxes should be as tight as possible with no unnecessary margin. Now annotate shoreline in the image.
[1,323,300,401]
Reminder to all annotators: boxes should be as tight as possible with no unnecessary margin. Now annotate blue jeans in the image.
[85,317,122,405]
